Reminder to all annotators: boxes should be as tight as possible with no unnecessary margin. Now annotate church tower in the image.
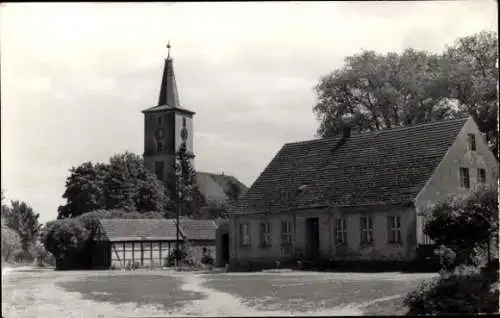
[142,43,195,184]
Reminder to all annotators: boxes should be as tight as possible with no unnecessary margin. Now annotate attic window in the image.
[468,134,476,151]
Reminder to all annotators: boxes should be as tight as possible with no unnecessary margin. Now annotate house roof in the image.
[98,218,218,242]
[196,171,248,204]
[99,219,180,242]
[178,219,217,241]
[232,117,469,215]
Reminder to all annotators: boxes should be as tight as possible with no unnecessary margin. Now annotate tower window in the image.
[154,161,164,180]
[156,140,164,152]
[468,133,476,151]
[182,117,187,127]
[156,115,162,125]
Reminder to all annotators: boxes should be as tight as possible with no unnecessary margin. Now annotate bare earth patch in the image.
[2,267,437,317]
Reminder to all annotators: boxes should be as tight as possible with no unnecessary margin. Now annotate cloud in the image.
[1,1,497,222]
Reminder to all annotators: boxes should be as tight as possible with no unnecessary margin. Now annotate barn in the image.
[91,218,218,269]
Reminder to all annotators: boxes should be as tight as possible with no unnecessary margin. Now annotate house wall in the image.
[185,240,216,264]
[415,117,499,245]
[109,240,174,269]
[229,205,417,267]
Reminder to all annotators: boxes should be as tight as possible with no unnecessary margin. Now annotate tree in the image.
[170,142,204,219]
[225,180,242,204]
[1,225,22,262]
[441,31,498,156]
[58,152,169,218]
[424,184,499,266]
[42,219,90,259]
[314,31,498,156]
[313,49,456,137]
[2,200,41,251]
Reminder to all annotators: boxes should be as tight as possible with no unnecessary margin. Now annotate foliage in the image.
[168,142,205,219]
[42,219,90,259]
[166,248,188,266]
[424,184,498,265]
[1,226,22,262]
[58,152,169,218]
[441,31,499,156]
[404,266,499,315]
[314,31,498,156]
[2,200,41,251]
[225,180,242,203]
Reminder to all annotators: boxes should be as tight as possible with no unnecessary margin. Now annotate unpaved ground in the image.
[2,267,437,317]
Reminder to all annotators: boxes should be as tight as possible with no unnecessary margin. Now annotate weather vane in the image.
[167,41,171,59]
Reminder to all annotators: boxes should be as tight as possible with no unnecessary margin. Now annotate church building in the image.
[141,44,247,208]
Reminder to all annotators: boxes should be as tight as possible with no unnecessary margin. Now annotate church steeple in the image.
[158,42,180,107]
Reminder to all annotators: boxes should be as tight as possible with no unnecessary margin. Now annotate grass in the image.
[201,272,436,314]
[58,273,205,311]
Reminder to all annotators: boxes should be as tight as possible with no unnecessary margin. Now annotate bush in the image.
[11,249,34,263]
[201,254,214,265]
[404,266,499,315]
[1,227,22,262]
[166,249,187,266]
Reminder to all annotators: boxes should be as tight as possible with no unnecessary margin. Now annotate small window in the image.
[154,161,164,180]
[239,223,251,246]
[156,140,164,152]
[459,167,470,189]
[156,115,163,125]
[477,168,486,184]
[259,222,271,247]
[468,133,476,151]
[388,216,402,244]
[360,216,373,245]
[281,221,292,246]
[182,117,187,127]
[335,218,347,245]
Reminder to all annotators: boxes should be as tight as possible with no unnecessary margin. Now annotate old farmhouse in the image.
[91,218,217,269]
[228,117,498,269]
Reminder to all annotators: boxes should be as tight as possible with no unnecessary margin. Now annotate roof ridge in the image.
[285,117,469,147]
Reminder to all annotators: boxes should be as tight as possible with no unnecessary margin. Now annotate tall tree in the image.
[58,152,169,218]
[314,31,498,157]
[441,31,498,156]
[170,142,204,219]
[3,200,41,251]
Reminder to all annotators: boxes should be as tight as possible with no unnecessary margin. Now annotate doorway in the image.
[306,217,320,260]
[221,233,230,265]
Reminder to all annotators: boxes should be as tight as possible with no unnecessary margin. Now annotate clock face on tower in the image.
[155,128,165,139]
[180,127,188,141]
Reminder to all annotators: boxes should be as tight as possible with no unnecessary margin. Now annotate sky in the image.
[1,1,498,223]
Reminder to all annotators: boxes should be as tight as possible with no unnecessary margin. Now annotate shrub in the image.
[167,248,187,266]
[1,227,22,262]
[404,266,499,315]
[201,254,214,265]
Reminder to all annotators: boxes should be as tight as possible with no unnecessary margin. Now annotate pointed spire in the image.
[158,41,180,107]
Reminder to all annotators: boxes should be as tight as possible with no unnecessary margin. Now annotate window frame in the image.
[387,215,402,244]
[468,133,476,151]
[239,223,251,247]
[281,220,292,246]
[334,218,347,245]
[156,115,163,125]
[477,168,486,184]
[259,222,272,248]
[459,167,470,189]
[360,216,374,245]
